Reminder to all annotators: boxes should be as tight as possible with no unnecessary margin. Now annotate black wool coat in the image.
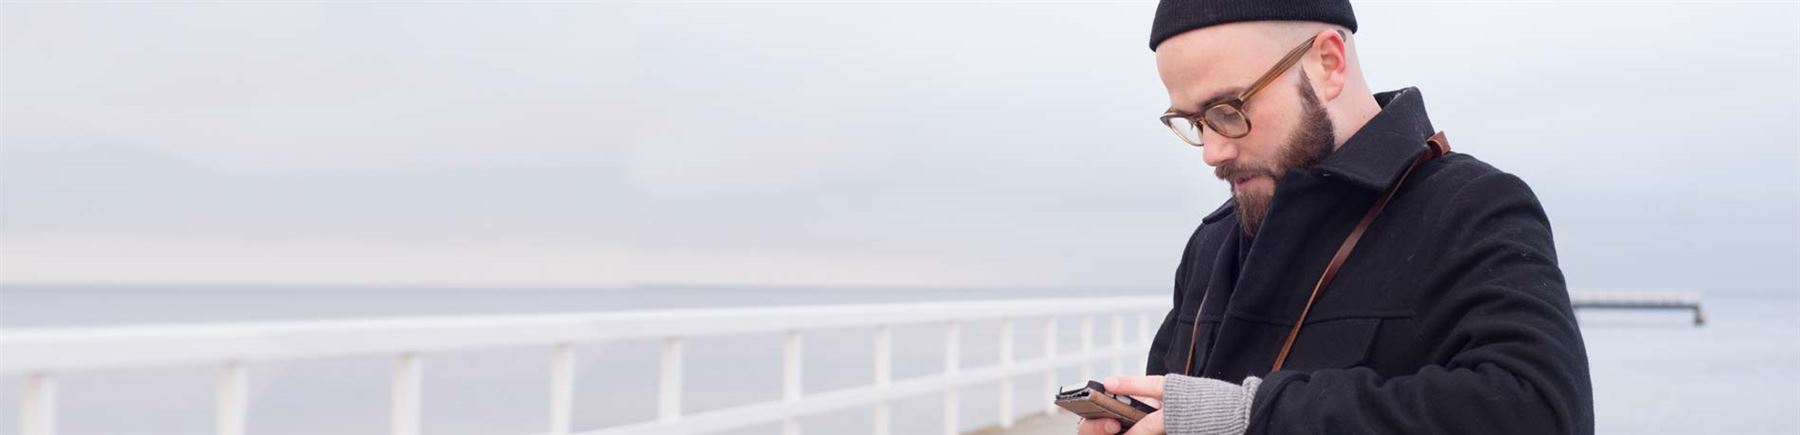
[1144,88,1595,434]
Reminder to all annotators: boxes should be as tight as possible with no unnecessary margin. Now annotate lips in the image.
[1217,166,1272,189]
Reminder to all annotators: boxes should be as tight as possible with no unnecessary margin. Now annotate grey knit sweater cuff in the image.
[1162,374,1261,435]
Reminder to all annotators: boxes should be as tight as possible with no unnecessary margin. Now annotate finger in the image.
[1134,396,1163,409]
[1076,417,1122,435]
[1121,411,1164,435]
[1102,375,1165,399]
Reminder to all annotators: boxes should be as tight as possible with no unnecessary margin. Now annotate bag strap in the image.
[1180,286,1213,376]
[1268,131,1450,373]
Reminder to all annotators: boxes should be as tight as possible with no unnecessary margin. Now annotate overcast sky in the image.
[2,1,1795,293]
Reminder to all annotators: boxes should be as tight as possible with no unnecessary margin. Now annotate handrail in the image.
[2,296,1167,435]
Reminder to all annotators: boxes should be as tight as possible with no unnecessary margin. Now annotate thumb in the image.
[1101,375,1164,399]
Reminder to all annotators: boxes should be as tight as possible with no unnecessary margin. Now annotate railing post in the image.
[1042,318,1059,417]
[783,331,804,435]
[218,361,247,435]
[874,324,893,435]
[549,343,575,435]
[1111,314,1126,376]
[1138,312,1154,371]
[391,353,422,435]
[20,372,55,435]
[660,337,684,423]
[943,320,960,435]
[998,317,1015,429]
[1137,312,1152,345]
[1080,314,1095,382]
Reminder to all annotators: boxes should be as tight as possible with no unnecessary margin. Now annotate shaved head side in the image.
[1155,20,1378,151]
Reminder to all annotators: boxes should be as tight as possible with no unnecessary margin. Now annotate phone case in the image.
[1053,381,1156,429]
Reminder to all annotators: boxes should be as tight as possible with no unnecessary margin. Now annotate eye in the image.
[1203,104,1249,137]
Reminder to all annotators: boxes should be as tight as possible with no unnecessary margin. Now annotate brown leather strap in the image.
[1180,289,1212,376]
[1268,131,1450,373]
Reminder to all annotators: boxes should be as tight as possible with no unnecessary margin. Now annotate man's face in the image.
[1155,26,1335,236]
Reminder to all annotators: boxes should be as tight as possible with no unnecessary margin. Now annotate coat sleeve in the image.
[1245,171,1595,434]
[1147,224,1207,376]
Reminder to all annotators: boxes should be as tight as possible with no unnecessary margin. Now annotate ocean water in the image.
[0,286,1795,434]
[1577,293,1800,434]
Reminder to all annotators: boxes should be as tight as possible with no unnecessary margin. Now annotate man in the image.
[1076,1,1594,434]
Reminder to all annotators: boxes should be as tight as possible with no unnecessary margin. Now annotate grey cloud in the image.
[2,2,1794,292]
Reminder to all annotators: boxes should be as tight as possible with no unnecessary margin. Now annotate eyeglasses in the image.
[1159,31,1342,147]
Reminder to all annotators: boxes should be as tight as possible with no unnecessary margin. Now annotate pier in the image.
[1570,289,1705,325]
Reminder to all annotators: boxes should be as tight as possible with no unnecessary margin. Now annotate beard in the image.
[1216,73,1336,237]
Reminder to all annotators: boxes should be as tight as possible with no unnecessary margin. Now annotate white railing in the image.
[0,296,1166,435]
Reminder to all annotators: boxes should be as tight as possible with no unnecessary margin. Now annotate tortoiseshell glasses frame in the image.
[1159,30,1345,147]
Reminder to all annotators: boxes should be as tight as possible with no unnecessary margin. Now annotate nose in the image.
[1201,135,1237,168]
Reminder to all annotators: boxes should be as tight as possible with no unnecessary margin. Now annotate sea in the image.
[0,285,1795,434]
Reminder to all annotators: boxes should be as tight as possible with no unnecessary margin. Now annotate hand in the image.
[1077,412,1165,435]
[1077,416,1122,435]
[1075,376,1167,435]
[1103,375,1166,402]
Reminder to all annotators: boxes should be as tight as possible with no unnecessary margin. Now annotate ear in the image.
[1306,29,1350,102]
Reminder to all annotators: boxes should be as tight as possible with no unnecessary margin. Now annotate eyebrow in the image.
[1167,86,1247,114]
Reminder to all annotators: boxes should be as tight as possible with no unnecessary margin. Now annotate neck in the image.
[1328,90,1382,151]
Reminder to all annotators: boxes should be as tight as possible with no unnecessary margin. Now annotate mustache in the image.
[1215,164,1276,183]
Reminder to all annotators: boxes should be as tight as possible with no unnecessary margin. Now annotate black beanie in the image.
[1150,0,1357,51]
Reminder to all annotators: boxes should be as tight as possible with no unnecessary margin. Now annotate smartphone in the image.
[1053,381,1160,430]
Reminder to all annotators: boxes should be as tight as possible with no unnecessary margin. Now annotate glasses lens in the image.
[1164,116,1203,146]
[1204,103,1249,138]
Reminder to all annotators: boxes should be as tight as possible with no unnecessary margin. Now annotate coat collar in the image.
[1202,198,1237,224]
[1200,87,1435,223]
[1313,87,1437,191]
